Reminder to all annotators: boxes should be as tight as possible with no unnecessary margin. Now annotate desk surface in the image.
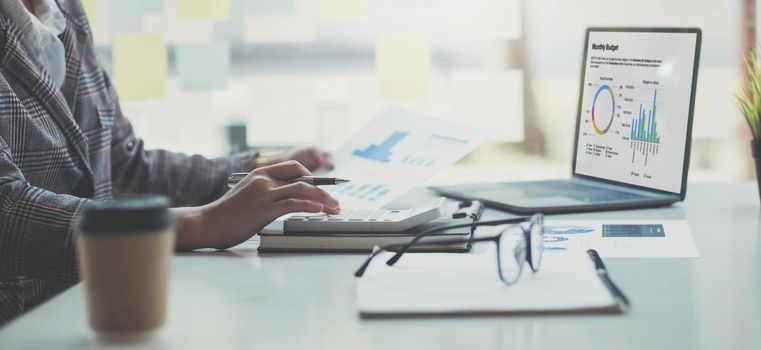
[1,183,760,349]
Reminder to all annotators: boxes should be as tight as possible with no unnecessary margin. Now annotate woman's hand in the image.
[174,161,340,251]
[261,146,334,171]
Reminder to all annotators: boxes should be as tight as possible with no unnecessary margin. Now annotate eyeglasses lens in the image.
[497,225,526,284]
[529,215,544,271]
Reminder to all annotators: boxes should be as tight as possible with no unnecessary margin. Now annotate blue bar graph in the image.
[352,131,409,163]
[630,89,659,144]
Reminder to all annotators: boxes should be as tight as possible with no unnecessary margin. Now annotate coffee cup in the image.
[75,196,175,341]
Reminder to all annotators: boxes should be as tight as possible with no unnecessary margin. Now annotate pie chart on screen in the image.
[591,84,616,135]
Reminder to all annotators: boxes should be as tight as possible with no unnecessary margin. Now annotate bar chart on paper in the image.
[352,131,409,163]
[318,107,489,209]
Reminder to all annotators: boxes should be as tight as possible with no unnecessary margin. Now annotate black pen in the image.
[290,176,350,186]
[587,249,631,312]
[227,173,350,188]
[452,200,483,219]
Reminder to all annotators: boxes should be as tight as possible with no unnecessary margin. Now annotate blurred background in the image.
[84,0,756,185]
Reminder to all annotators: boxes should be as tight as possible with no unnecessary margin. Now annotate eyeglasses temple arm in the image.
[384,217,529,266]
[354,246,385,277]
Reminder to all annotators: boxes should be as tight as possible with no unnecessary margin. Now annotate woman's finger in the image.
[317,150,335,170]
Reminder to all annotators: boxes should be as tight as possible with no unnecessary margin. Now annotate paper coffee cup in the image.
[75,196,175,340]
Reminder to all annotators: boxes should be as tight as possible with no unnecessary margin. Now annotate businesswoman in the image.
[0,0,340,323]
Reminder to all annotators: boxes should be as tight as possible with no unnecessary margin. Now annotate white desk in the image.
[1,183,760,349]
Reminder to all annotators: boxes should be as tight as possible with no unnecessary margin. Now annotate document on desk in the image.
[543,220,699,258]
[356,251,626,317]
[315,107,489,208]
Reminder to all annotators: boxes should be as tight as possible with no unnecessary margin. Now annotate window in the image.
[86,0,747,183]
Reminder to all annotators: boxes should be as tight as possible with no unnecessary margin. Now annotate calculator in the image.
[283,198,448,232]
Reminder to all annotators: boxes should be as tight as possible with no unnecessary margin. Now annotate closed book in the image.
[258,219,473,253]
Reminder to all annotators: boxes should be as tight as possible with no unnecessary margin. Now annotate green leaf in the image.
[738,50,761,139]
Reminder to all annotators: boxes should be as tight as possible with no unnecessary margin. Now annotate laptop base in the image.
[431,179,680,215]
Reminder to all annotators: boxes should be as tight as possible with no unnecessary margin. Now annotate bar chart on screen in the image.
[317,107,489,209]
[629,89,661,166]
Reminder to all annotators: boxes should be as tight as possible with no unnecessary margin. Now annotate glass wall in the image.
[85,0,747,183]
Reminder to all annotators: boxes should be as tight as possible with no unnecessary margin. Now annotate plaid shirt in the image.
[0,0,257,324]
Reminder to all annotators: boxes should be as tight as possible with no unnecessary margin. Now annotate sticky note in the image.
[248,0,296,15]
[178,0,230,21]
[247,75,317,145]
[446,0,521,40]
[692,67,739,139]
[318,0,368,20]
[376,34,430,100]
[113,34,166,101]
[143,0,164,13]
[214,0,247,42]
[80,0,96,24]
[244,0,315,43]
[176,41,230,91]
[143,13,214,44]
[451,70,524,142]
[111,0,143,33]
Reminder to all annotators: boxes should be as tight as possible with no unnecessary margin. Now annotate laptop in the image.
[433,27,702,214]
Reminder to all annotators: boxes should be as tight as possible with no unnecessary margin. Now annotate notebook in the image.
[356,250,629,317]
[258,218,474,253]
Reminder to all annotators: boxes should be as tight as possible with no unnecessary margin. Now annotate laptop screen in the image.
[573,29,700,195]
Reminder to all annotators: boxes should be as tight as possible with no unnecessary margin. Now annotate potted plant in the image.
[738,51,761,198]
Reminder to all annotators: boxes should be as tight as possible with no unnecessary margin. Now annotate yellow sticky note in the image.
[80,0,96,24]
[179,0,229,21]
[319,0,368,20]
[376,34,430,100]
[113,34,166,101]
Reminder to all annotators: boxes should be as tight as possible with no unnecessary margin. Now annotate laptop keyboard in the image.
[515,180,650,203]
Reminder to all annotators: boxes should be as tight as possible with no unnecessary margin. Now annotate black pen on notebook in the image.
[227,173,350,188]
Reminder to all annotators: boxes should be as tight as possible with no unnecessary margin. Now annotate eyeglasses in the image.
[355,213,545,285]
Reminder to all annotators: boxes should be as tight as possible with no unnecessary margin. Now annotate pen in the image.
[226,173,350,188]
[452,200,483,219]
[587,249,631,312]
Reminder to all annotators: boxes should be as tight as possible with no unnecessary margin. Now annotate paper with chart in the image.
[543,220,698,258]
[316,107,489,209]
